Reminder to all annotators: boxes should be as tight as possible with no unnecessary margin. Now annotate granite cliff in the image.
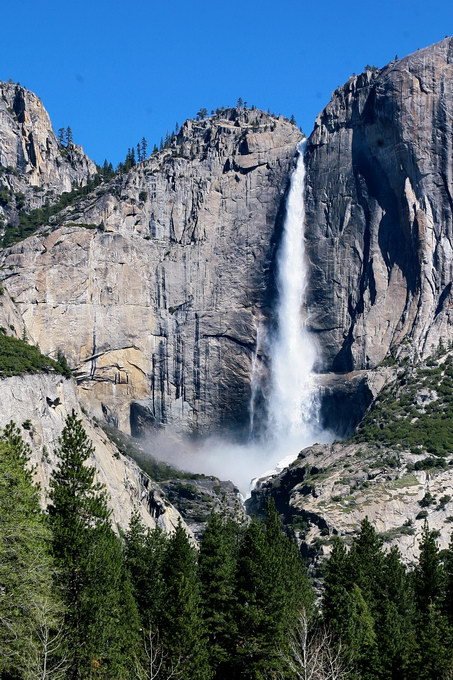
[1,39,453,554]
[305,37,453,375]
[0,82,96,235]
[3,41,451,440]
[1,108,301,435]
[247,39,453,558]
[0,371,185,533]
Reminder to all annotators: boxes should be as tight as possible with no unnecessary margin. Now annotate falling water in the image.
[248,321,263,439]
[264,139,324,465]
[144,140,330,497]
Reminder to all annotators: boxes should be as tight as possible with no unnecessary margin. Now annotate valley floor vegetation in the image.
[1,412,453,680]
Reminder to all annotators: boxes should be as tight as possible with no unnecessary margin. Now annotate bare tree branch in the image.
[280,609,351,680]
[135,625,183,680]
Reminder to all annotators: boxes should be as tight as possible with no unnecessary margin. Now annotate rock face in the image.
[249,350,453,562]
[305,37,453,373]
[248,440,453,563]
[4,40,453,441]
[0,82,96,231]
[1,109,301,435]
[1,39,453,447]
[0,372,185,533]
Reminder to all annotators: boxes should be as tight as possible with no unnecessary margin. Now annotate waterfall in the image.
[248,320,263,439]
[263,139,325,466]
[146,140,329,498]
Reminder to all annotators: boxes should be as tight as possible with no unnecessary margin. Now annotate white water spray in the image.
[143,141,331,496]
[255,139,330,476]
[268,140,318,439]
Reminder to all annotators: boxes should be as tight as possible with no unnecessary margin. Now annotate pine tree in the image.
[83,526,141,678]
[57,127,65,145]
[347,584,379,679]
[0,424,63,679]
[322,537,352,634]
[444,532,453,625]
[377,547,418,679]
[124,511,167,627]
[234,502,312,679]
[412,523,452,679]
[101,159,114,181]
[65,126,73,145]
[48,411,139,679]
[349,517,386,610]
[199,513,239,677]
[414,522,445,613]
[415,603,452,680]
[322,532,380,679]
[140,137,148,160]
[160,521,211,680]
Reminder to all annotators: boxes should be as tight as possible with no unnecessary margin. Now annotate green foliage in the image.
[56,350,72,377]
[233,502,313,679]
[322,520,419,679]
[416,510,429,520]
[48,411,140,678]
[0,423,63,678]
[5,404,453,680]
[411,526,453,678]
[124,511,166,626]
[0,332,71,377]
[0,186,12,206]
[199,513,239,677]
[160,521,212,679]
[2,173,108,247]
[353,355,453,456]
[419,492,435,507]
[414,522,445,613]
[411,456,448,471]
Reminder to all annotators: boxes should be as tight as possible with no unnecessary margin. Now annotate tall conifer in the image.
[234,502,312,679]
[199,513,239,677]
[48,411,139,679]
[0,424,62,678]
[413,523,452,679]
[124,511,167,627]
[160,521,211,680]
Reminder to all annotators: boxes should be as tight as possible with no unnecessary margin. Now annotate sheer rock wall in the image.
[305,37,453,373]
[1,109,301,435]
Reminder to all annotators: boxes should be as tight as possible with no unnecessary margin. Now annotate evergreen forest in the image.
[1,412,453,680]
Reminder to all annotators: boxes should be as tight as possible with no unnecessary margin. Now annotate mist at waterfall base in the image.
[143,141,333,496]
[140,425,331,499]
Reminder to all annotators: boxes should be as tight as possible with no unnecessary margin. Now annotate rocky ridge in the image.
[0,107,301,435]
[0,371,188,533]
[249,350,453,562]
[249,440,453,564]
[305,38,453,378]
[0,39,453,555]
[0,81,96,235]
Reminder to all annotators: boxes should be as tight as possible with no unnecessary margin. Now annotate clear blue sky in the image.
[1,0,451,165]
